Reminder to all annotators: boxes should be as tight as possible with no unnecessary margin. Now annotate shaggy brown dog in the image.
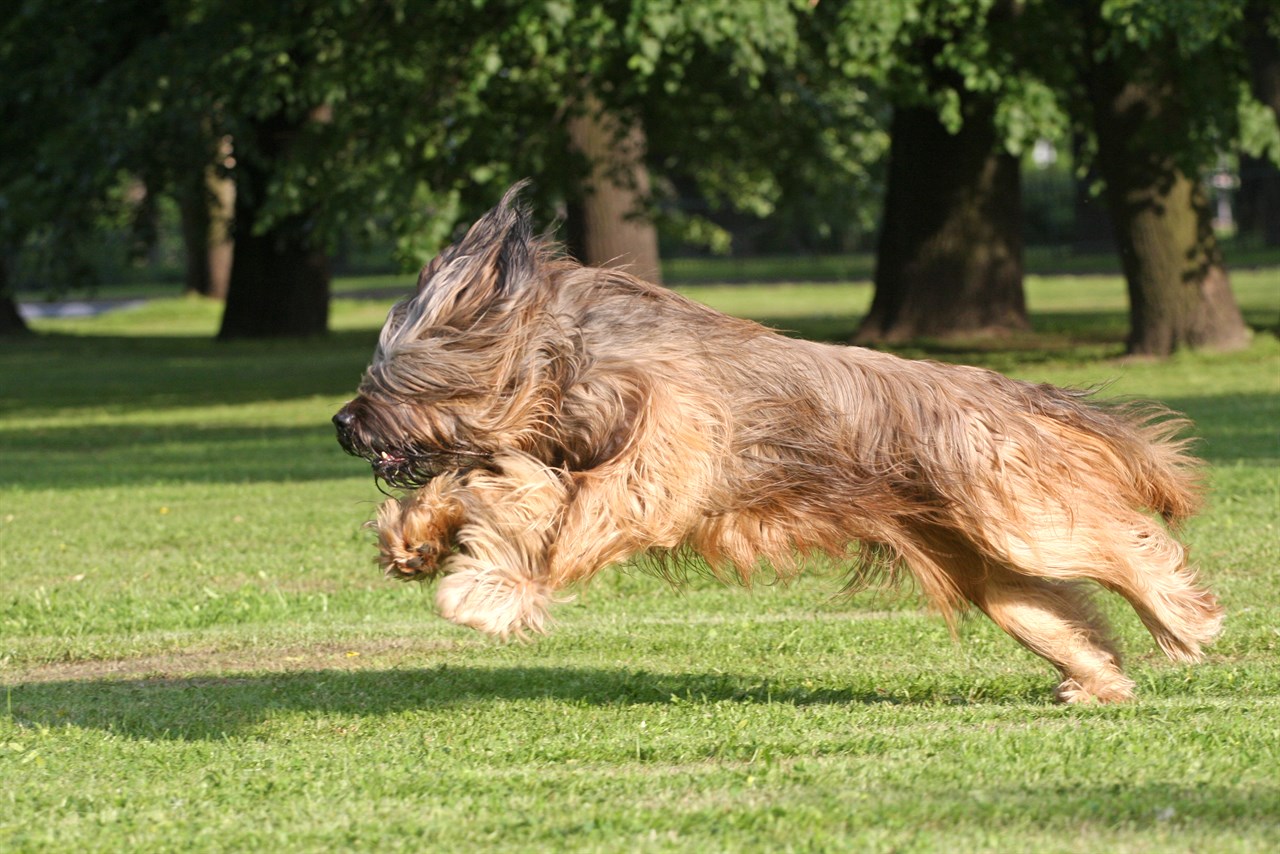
[334,183,1222,703]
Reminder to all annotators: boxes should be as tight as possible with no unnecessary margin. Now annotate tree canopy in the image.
[2,1,853,283]
[1,0,1275,346]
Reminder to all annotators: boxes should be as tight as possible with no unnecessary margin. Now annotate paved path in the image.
[18,287,405,321]
[19,299,148,320]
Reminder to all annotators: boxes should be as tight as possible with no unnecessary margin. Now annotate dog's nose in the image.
[333,409,358,448]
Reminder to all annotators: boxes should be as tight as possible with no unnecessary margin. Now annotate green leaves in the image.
[1100,0,1244,53]
[2,0,1273,298]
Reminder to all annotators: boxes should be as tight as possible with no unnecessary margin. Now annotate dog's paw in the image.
[374,489,464,581]
[1054,675,1136,705]
[435,566,551,640]
[378,538,449,581]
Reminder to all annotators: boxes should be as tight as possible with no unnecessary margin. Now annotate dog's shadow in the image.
[3,665,1047,741]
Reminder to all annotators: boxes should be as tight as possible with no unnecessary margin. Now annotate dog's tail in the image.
[1033,388,1204,525]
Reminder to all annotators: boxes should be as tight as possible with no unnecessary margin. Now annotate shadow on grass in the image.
[0,422,368,487]
[1166,394,1280,466]
[0,330,380,417]
[3,665,1054,741]
[763,308,1276,364]
[754,309,1132,350]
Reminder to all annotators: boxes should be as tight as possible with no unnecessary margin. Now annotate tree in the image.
[858,73,1026,343]
[218,113,331,338]
[1072,0,1250,356]
[176,139,235,299]
[1244,1,1280,121]
[172,1,821,333]
[489,1,824,281]
[637,1,885,259]
[1,1,830,336]
[0,260,29,337]
[815,0,1042,344]
[0,1,386,337]
[0,0,168,335]
[1238,3,1280,248]
[566,95,662,283]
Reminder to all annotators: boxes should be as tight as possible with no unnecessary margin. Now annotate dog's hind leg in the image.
[960,567,1135,703]
[976,504,1222,665]
[889,528,1134,703]
[1076,511,1223,664]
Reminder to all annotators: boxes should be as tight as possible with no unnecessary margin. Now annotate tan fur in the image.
[334,183,1222,703]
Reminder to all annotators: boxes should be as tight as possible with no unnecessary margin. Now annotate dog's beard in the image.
[334,395,497,490]
[339,439,493,490]
[368,446,491,490]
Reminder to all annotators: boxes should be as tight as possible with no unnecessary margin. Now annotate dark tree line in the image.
[1,0,1276,356]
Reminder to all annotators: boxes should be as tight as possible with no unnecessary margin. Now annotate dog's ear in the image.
[412,181,538,327]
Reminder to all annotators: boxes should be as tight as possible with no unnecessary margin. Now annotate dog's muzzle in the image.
[333,406,417,485]
[332,403,494,489]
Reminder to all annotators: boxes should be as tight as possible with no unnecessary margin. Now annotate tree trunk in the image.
[0,294,30,337]
[1083,33,1250,356]
[0,296,28,335]
[1244,1,1280,121]
[218,202,329,339]
[178,186,211,295]
[1103,168,1248,355]
[855,102,1027,344]
[0,260,31,336]
[178,155,235,299]
[565,95,663,284]
[218,117,329,339]
[1237,155,1280,247]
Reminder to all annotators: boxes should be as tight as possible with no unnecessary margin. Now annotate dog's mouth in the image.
[371,449,414,485]
[333,404,494,490]
[361,445,493,490]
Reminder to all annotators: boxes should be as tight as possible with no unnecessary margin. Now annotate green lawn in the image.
[2,273,1278,851]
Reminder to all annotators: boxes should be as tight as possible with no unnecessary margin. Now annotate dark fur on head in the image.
[335,182,1221,704]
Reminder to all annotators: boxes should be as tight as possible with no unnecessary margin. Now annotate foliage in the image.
[0,1,163,291]
[1,0,837,282]
[814,0,1069,154]
[2,1,1276,297]
[2,277,1278,849]
[1050,0,1278,175]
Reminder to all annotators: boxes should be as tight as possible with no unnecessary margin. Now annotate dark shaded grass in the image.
[0,422,356,488]
[0,330,377,417]
[9,656,1278,743]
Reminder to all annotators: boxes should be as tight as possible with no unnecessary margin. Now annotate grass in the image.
[26,240,1280,300]
[2,271,1278,851]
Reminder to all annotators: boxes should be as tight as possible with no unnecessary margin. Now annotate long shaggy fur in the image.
[335,182,1222,703]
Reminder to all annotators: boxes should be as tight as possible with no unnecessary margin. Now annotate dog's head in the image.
[334,181,573,488]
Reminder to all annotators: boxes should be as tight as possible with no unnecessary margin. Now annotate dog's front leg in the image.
[432,453,570,639]
[375,473,468,581]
